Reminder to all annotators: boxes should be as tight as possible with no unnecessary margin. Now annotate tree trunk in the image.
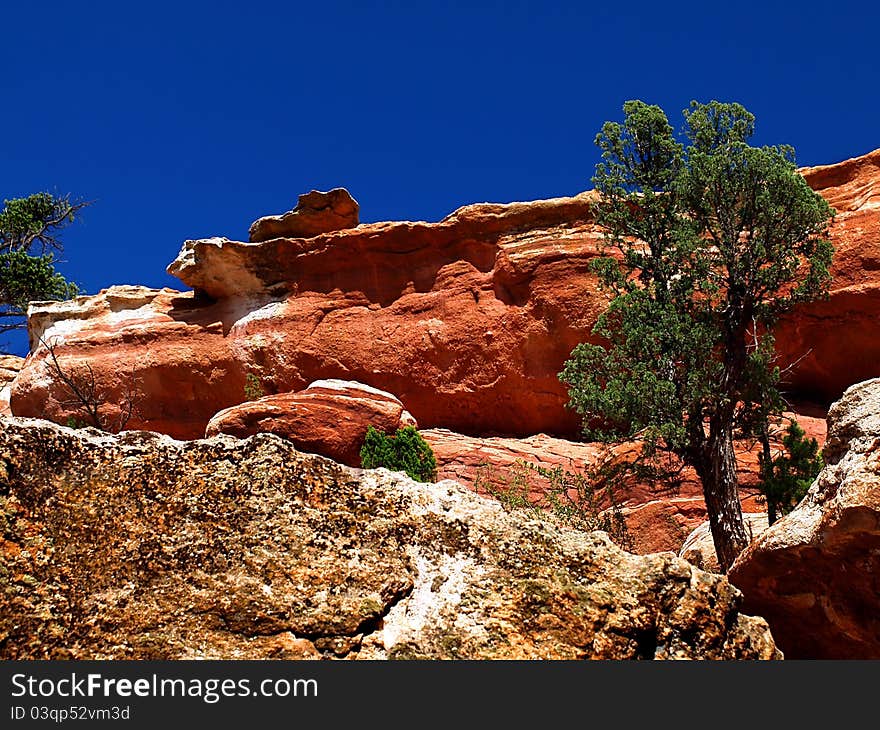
[695,423,749,572]
[759,427,778,526]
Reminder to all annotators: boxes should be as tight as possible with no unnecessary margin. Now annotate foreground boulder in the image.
[729,378,880,658]
[206,379,417,466]
[0,417,778,660]
[249,188,359,242]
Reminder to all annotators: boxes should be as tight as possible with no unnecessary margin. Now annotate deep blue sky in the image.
[2,1,877,354]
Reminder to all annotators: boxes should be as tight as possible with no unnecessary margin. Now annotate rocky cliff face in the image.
[729,378,880,658]
[12,151,879,442]
[0,417,778,660]
[4,149,877,563]
[774,149,880,401]
[13,192,607,438]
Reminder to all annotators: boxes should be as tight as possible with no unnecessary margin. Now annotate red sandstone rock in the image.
[775,149,880,401]
[205,379,416,467]
[426,409,826,555]
[16,192,605,437]
[11,152,876,442]
[249,188,359,242]
[14,286,251,439]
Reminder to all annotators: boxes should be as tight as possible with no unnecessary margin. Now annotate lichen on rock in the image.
[0,416,778,660]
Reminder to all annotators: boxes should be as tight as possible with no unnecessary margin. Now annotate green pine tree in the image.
[759,420,823,525]
[0,193,86,340]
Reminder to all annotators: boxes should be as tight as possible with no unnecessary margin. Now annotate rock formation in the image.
[249,188,359,242]
[729,378,880,658]
[14,152,879,443]
[0,416,779,660]
[206,379,416,467]
[425,409,826,555]
[773,149,880,402]
[0,354,23,415]
[15,191,608,437]
[5,150,877,562]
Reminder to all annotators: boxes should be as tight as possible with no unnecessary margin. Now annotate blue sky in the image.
[2,1,877,354]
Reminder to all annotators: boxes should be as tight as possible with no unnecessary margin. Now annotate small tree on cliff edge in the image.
[0,193,85,340]
[559,100,834,572]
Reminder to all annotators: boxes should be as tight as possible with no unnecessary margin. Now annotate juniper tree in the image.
[560,100,834,571]
[0,193,86,338]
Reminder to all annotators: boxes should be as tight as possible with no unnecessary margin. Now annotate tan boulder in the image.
[0,354,24,415]
[205,379,417,467]
[679,513,770,573]
[249,188,359,242]
[0,416,779,660]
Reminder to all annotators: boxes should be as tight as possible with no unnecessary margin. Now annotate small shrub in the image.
[360,425,437,482]
[759,419,823,525]
[473,459,633,551]
[244,373,265,401]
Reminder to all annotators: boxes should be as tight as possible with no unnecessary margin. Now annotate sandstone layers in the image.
[730,378,880,659]
[0,417,779,660]
[12,150,880,444]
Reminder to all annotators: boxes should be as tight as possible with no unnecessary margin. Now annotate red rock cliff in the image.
[10,150,880,440]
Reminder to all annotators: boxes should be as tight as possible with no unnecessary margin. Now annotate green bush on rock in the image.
[360,425,437,482]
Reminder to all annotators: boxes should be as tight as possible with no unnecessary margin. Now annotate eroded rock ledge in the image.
[13,150,880,444]
[0,417,778,660]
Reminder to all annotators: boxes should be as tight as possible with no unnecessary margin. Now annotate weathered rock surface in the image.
[249,188,359,242]
[206,379,416,467]
[16,192,607,437]
[774,148,880,401]
[15,286,248,439]
[0,417,778,660]
[729,378,880,658]
[680,513,770,574]
[0,355,24,415]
